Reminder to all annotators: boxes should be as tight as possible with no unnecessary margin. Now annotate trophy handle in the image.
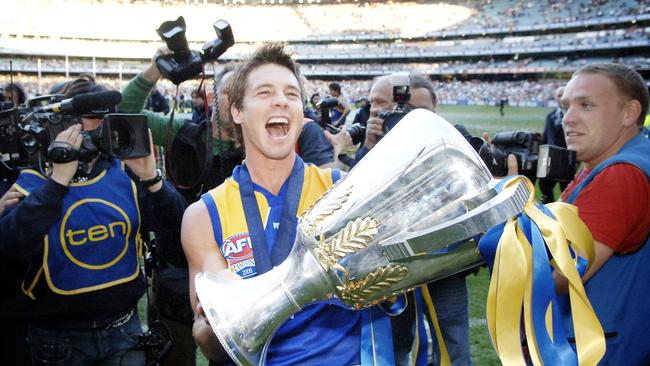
[195,237,334,366]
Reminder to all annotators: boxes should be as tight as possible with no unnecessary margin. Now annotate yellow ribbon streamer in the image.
[486,176,606,366]
[421,285,451,366]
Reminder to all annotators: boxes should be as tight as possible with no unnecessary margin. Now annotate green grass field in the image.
[436,104,552,137]
[188,105,554,366]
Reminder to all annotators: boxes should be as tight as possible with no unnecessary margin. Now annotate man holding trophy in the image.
[182,43,405,365]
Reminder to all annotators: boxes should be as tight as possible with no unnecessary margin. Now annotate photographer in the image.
[118,47,244,366]
[327,82,351,127]
[555,64,650,364]
[297,117,336,168]
[303,93,320,122]
[0,74,186,365]
[119,47,243,203]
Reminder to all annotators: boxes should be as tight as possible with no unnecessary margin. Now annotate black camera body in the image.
[315,96,341,133]
[155,17,234,85]
[474,131,576,181]
[378,72,412,134]
[0,94,150,179]
[491,131,540,180]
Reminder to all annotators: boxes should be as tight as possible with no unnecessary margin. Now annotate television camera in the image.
[0,91,150,180]
[155,16,234,85]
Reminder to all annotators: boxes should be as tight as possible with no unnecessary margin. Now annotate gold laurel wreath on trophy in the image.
[300,185,353,236]
[336,264,409,309]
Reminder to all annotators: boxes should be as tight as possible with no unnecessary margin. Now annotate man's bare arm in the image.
[553,240,614,294]
[181,200,229,361]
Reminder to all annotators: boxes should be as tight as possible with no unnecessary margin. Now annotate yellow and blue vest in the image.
[15,159,142,298]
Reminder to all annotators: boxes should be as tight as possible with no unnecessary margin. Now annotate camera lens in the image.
[156,17,191,63]
[109,120,134,157]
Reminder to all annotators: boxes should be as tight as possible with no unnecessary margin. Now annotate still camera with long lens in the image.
[470,131,577,181]
[0,91,150,179]
[155,16,234,85]
[321,72,413,146]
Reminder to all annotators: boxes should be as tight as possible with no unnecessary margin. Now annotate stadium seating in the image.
[1,0,648,106]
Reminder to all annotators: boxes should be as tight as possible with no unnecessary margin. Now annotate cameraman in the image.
[328,73,473,365]
[3,82,27,108]
[555,64,650,364]
[0,74,186,365]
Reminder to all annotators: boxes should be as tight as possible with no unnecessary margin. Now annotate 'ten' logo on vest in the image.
[59,199,133,269]
[66,222,127,246]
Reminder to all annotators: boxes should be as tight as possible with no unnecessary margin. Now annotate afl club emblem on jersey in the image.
[222,232,257,278]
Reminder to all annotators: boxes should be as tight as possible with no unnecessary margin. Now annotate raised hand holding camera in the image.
[155,16,234,85]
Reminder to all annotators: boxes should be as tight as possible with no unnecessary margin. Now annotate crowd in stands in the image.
[300,55,650,75]
[3,53,647,85]
[1,0,647,43]
[448,0,649,32]
[0,73,565,108]
[291,27,650,58]
[2,25,647,65]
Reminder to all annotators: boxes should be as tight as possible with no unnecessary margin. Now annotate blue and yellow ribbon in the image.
[479,176,605,365]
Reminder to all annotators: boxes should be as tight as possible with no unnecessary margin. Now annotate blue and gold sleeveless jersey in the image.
[202,163,364,365]
[203,163,340,278]
[15,160,142,297]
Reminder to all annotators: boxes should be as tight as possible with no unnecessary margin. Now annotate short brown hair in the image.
[62,74,108,97]
[573,63,649,125]
[227,43,304,148]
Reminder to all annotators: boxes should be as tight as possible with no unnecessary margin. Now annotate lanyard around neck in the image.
[238,156,305,275]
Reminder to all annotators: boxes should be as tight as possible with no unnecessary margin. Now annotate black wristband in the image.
[139,168,163,188]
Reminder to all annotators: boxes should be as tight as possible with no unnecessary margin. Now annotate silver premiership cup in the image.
[195,109,531,366]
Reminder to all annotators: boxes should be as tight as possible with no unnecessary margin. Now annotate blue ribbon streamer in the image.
[361,307,396,366]
[519,211,577,364]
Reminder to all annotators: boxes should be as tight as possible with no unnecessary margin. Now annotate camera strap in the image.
[47,141,79,163]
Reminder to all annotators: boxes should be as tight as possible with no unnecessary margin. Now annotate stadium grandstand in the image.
[1,0,649,107]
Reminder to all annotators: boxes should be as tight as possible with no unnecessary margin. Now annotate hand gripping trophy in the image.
[195,109,603,365]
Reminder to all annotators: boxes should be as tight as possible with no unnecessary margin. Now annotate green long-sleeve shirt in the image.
[118,73,234,154]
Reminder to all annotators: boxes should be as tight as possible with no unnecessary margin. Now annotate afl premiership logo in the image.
[59,199,132,270]
[222,232,256,278]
